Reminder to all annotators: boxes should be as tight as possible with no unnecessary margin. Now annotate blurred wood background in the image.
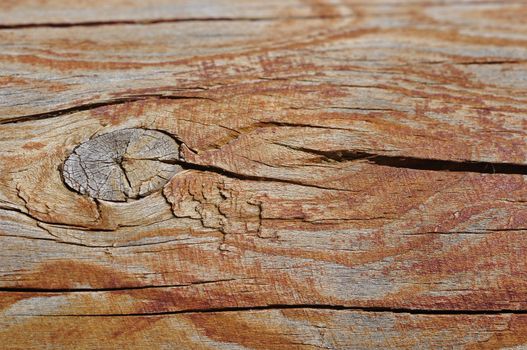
[1,0,527,348]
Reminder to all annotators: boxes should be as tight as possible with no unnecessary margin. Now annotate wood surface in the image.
[1,0,527,349]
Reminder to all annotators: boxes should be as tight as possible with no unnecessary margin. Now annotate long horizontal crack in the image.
[456,59,527,65]
[404,228,527,235]
[0,0,519,31]
[0,279,237,293]
[0,205,210,248]
[0,95,213,125]
[278,144,527,175]
[370,154,527,175]
[163,158,356,192]
[0,15,347,30]
[17,304,527,317]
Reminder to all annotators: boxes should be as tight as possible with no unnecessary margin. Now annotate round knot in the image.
[62,128,182,201]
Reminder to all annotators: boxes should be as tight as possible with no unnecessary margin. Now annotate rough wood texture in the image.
[62,128,182,201]
[1,1,526,349]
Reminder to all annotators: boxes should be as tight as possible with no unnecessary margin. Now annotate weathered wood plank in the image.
[0,100,526,314]
[4,0,521,26]
[0,0,354,26]
[2,4,527,164]
[2,310,527,349]
[1,0,527,348]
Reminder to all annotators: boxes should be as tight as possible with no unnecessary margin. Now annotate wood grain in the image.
[4,310,527,349]
[1,0,527,348]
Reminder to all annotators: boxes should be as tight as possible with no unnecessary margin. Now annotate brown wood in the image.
[1,1,527,348]
[4,311,527,349]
